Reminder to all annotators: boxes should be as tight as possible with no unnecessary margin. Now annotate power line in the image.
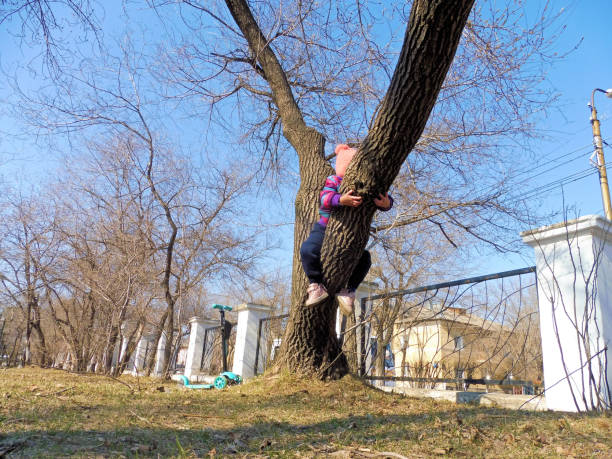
[511,168,595,201]
[508,142,592,183]
[513,145,592,183]
[505,167,598,203]
[463,140,605,206]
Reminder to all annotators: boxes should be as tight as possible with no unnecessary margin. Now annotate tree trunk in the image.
[81,291,96,372]
[23,301,32,366]
[286,0,474,378]
[102,321,120,374]
[9,329,23,366]
[30,319,48,366]
[145,310,168,376]
[281,131,346,377]
[375,335,386,378]
[0,319,5,361]
[225,0,474,378]
[162,298,175,377]
[142,122,178,379]
[342,312,359,372]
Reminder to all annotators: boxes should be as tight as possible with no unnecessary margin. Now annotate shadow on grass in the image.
[1,406,605,457]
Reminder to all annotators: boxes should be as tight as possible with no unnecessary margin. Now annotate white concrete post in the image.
[269,338,282,362]
[87,356,96,373]
[152,332,167,377]
[184,317,217,379]
[521,215,612,411]
[232,303,274,379]
[118,337,128,364]
[131,336,151,375]
[53,352,65,369]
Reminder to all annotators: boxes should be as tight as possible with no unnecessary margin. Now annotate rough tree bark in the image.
[225,0,474,378]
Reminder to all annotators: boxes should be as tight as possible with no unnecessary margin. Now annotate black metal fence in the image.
[250,267,541,394]
[254,314,289,375]
[363,376,537,394]
[355,266,541,393]
[199,324,237,375]
[168,331,191,374]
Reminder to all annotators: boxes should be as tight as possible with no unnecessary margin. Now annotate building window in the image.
[454,335,464,350]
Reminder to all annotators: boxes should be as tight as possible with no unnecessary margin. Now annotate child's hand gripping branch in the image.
[339,190,363,207]
[373,193,392,210]
[299,144,394,316]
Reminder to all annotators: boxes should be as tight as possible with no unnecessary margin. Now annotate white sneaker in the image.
[305,283,329,306]
[337,289,355,316]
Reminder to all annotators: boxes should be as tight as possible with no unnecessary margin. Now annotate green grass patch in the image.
[1,367,610,457]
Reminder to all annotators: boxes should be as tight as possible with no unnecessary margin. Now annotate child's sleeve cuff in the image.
[331,194,342,207]
[378,195,393,211]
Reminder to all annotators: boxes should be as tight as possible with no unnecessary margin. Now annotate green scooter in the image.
[180,304,242,390]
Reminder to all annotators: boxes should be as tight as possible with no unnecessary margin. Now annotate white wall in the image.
[522,215,612,411]
[232,303,274,378]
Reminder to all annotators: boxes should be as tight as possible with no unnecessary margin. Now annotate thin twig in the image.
[128,409,153,425]
[36,386,75,397]
[105,375,135,393]
[52,386,74,396]
[374,452,412,459]
[2,418,27,424]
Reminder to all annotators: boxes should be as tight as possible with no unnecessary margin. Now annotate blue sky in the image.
[1,0,611,281]
[481,0,612,272]
[523,1,611,217]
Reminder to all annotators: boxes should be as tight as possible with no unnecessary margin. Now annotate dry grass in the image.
[0,367,611,458]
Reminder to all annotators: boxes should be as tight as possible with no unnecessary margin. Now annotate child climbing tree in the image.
[4,0,567,379]
[221,0,475,378]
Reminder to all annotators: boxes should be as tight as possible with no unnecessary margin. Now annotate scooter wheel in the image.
[214,375,228,390]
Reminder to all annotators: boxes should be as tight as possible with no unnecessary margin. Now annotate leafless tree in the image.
[0,306,25,366]
[6,0,570,378]
[0,192,58,366]
[9,40,265,372]
[1,0,100,75]
[233,0,473,378]
[41,148,158,373]
[140,0,569,377]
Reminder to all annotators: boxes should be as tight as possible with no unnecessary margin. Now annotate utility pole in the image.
[589,88,612,220]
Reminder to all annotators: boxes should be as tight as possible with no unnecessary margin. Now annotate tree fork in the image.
[317,0,474,378]
[322,0,475,296]
[225,0,474,379]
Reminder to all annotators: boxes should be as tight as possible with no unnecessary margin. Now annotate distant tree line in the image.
[0,136,259,375]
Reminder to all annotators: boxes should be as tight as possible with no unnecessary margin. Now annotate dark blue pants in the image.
[300,223,371,290]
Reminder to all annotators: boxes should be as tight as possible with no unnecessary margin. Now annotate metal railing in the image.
[168,331,190,374]
[250,267,541,394]
[200,325,236,375]
[254,314,289,375]
[354,267,541,392]
[363,375,539,394]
